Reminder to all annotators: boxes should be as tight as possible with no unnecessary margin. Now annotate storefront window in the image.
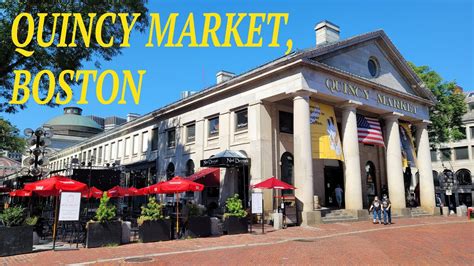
[208,116,219,137]
[280,152,294,196]
[235,109,248,131]
[279,111,293,134]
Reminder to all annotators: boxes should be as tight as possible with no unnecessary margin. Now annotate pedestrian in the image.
[382,194,391,225]
[369,196,382,224]
[335,185,343,209]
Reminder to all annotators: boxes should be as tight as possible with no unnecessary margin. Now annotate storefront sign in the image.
[325,78,418,114]
[251,192,263,214]
[58,192,81,221]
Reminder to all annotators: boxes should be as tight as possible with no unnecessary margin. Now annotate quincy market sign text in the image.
[325,78,418,114]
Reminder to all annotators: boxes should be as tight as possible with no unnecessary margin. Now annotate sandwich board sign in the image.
[58,192,81,221]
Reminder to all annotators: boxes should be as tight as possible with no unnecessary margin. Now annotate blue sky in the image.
[3,0,473,132]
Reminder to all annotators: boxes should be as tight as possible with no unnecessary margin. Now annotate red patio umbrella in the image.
[9,189,32,197]
[156,177,204,235]
[146,182,165,194]
[252,177,296,190]
[107,186,124,198]
[135,187,149,196]
[86,187,104,199]
[24,175,88,196]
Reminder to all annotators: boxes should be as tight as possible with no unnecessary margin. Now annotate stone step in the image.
[322,216,359,224]
[411,213,431,217]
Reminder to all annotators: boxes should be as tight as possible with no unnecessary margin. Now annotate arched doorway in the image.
[456,168,472,185]
[185,159,195,177]
[365,161,377,205]
[166,162,175,180]
[280,152,294,196]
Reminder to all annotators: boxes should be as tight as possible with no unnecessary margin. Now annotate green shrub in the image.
[138,197,164,226]
[94,192,116,223]
[24,216,38,226]
[0,206,25,227]
[224,194,247,218]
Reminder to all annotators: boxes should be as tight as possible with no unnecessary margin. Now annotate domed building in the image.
[44,107,104,150]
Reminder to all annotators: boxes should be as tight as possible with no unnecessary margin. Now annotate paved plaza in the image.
[1,216,472,265]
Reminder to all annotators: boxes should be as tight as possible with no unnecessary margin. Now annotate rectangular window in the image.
[235,109,248,131]
[82,152,86,163]
[133,134,139,155]
[279,111,293,134]
[208,116,219,137]
[440,148,451,161]
[142,131,149,153]
[104,144,109,161]
[454,146,469,160]
[98,146,103,163]
[87,150,91,162]
[186,124,195,143]
[471,127,474,140]
[430,150,438,162]
[92,148,97,164]
[167,129,176,148]
[460,127,466,140]
[125,137,130,156]
[151,128,158,151]
[117,140,123,158]
[110,142,116,160]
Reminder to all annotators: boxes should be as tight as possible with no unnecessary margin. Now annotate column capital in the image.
[382,112,404,122]
[413,119,432,128]
[340,100,362,111]
[286,88,317,98]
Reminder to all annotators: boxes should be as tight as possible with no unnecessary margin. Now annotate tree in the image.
[0,118,26,152]
[409,62,467,147]
[0,1,149,113]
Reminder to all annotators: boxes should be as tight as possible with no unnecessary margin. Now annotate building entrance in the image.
[324,165,344,208]
[237,166,250,208]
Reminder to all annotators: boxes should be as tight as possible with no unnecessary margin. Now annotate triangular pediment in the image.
[303,31,436,102]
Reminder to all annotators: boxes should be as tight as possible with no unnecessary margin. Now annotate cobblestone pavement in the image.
[1,216,472,265]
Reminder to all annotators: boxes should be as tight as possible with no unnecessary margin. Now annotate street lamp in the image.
[22,127,52,179]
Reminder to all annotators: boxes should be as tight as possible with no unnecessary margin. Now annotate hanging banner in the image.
[399,123,417,168]
[310,100,344,161]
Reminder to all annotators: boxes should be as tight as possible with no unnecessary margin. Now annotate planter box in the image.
[0,225,33,257]
[86,221,122,248]
[186,216,211,238]
[138,220,171,243]
[223,216,248,235]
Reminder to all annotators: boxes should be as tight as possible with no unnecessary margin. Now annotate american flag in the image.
[356,114,385,146]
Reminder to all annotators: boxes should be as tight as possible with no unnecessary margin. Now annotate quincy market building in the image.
[49,21,437,225]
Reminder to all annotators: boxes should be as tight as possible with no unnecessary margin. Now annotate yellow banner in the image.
[400,123,417,168]
[310,100,344,161]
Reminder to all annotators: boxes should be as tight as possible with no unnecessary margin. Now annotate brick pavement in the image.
[1,216,472,265]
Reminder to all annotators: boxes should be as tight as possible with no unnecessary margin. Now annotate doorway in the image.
[324,165,344,208]
[237,166,250,208]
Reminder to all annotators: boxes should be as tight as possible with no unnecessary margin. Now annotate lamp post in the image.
[22,127,52,180]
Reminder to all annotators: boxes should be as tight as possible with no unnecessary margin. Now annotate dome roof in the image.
[44,114,102,129]
[44,107,102,130]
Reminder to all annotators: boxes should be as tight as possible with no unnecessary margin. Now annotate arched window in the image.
[280,152,294,195]
[166,162,175,180]
[455,168,472,185]
[185,159,195,177]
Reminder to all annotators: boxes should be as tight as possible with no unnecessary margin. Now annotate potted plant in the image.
[223,194,248,235]
[25,216,40,245]
[0,206,33,256]
[138,197,171,243]
[186,203,211,238]
[86,192,122,248]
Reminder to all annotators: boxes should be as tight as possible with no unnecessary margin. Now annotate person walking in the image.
[369,196,382,224]
[382,194,392,225]
[335,185,343,209]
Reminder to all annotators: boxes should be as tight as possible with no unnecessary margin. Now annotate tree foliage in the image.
[0,118,26,152]
[94,192,116,223]
[0,0,149,113]
[224,194,247,218]
[409,62,467,146]
[137,196,164,225]
[0,206,25,227]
